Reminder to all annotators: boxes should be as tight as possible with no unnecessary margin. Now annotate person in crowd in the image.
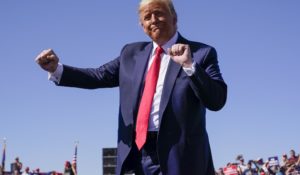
[288,149,299,166]
[13,157,23,174]
[266,163,280,175]
[276,166,285,175]
[35,0,227,174]
[242,160,258,175]
[32,168,41,175]
[22,167,30,175]
[290,158,300,175]
[237,154,248,175]
[285,164,300,175]
[281,154,288,168]
[253,158,268,175]
[296,154,300,166]
[63,161,74,175]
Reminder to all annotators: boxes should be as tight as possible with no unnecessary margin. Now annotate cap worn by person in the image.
[236,154,244,161]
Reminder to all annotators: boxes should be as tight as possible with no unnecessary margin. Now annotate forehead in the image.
[139,2,169,15]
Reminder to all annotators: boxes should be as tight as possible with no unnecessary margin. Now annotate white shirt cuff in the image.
[48,63,63,83]
[182,61,196,76]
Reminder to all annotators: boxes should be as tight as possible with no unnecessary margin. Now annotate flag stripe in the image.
[72,143,77,174]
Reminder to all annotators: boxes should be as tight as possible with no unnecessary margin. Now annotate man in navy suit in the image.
[36,0,227,174]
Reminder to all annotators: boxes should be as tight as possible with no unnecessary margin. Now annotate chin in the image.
[150,33,164,41]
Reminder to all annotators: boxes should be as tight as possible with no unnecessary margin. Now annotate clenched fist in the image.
[35,49,59,73]
[168,44,193,68]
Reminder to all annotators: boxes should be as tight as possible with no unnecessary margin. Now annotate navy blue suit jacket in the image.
[58,34,227,175]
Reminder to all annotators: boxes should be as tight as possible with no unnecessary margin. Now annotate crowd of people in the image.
[2,149,299,175]
[217,149,300,175]
[0,157,76,175]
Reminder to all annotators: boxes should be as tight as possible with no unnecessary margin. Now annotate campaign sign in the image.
[223,165,239,175]
[268,156,279,167]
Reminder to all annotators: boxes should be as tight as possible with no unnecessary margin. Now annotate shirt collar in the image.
[152,32,178,54]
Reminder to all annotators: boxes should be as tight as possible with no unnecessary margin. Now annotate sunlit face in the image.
[139,2,177,45]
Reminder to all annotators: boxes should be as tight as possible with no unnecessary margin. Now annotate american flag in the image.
[1,139,6,171]
[72,142,78,174]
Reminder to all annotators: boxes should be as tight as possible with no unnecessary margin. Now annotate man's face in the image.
[139,2,177,45]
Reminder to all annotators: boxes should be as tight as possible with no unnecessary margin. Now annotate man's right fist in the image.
[35,49,59,73]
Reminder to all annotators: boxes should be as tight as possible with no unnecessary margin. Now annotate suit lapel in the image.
[131,43,153,121]
[158,59,181,120]
[159,34,188,124]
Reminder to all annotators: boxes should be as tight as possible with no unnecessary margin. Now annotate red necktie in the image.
[135,46,163,150]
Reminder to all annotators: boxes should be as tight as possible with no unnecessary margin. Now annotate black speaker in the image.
[102,148,117,175]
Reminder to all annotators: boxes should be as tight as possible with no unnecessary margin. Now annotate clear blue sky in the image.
[1,0,299,174]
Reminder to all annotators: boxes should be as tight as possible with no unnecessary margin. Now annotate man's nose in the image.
[150,14,158,23]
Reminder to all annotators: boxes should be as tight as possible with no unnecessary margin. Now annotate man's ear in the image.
[139,21,144,27]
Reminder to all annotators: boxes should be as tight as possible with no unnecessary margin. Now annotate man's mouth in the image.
[151,27,160,32]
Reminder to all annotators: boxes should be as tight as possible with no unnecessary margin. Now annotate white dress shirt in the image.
[147,33,177,131]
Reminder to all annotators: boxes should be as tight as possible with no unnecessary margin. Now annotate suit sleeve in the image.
[58,58,120,89]
[189,47,227,111]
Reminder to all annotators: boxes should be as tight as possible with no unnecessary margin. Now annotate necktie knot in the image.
[155,46,163,56]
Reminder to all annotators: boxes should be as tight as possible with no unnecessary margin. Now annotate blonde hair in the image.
[138,0,177,19]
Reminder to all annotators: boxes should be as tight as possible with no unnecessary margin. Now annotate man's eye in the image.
[154,11,164,17]
[144,15,151,21]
